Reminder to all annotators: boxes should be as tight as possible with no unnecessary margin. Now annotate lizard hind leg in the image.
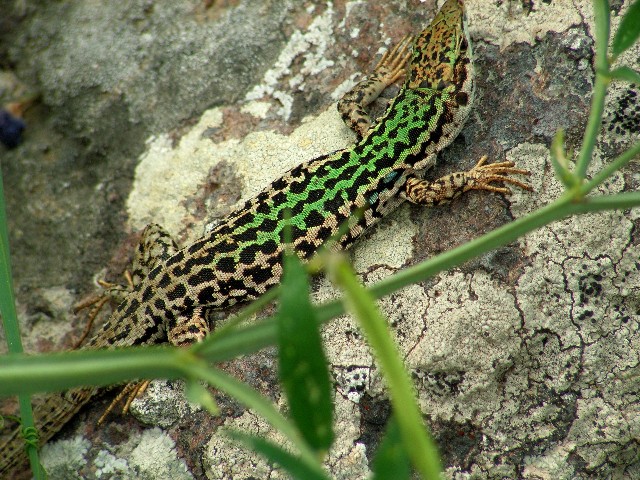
[73,224,180,348]
[97,381,150,426]
[72,278,132,348]
[337,34,413,138]
[98,306,210,424]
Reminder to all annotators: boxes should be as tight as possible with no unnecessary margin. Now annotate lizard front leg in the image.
[402,156,532,206]
[96,303,211,425]
[338,34,413,138]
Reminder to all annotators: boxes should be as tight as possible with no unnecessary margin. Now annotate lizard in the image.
[0,0,531,475]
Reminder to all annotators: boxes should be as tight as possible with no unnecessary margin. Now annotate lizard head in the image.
[407,0,473,108]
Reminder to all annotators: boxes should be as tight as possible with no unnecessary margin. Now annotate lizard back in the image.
[105,0,474,332]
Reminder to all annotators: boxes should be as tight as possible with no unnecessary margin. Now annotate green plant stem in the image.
[198,191,640,361]
[0,346,187,395]
[0,165,43,478]
[575,75,608,181]
[570,192,640,212]
[0,348,326,475]
[216,195,525,351]
[575,0,611,180]
[191,284,281,355]
[583,140,640,193]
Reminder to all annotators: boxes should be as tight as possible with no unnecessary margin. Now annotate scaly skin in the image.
[1,0,530,475]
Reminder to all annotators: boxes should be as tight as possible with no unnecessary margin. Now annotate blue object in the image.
[0,109,26,148]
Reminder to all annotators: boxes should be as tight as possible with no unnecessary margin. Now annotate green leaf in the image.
[328,255,441,479]
[549,129,579,189]
[185,381,219,415]
[371,416,411,480]
[188,363,325,470]
[228,431,330,480]
[612,0,640,58]
[277,248,334,453]
[608,66,640,84]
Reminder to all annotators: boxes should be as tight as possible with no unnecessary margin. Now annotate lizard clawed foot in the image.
[97,380,151,426]
[72,272,134,348]
[465,155,533,194]
[374,33,414,84]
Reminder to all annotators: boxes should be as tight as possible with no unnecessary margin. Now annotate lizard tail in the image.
[0,387,97,477]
